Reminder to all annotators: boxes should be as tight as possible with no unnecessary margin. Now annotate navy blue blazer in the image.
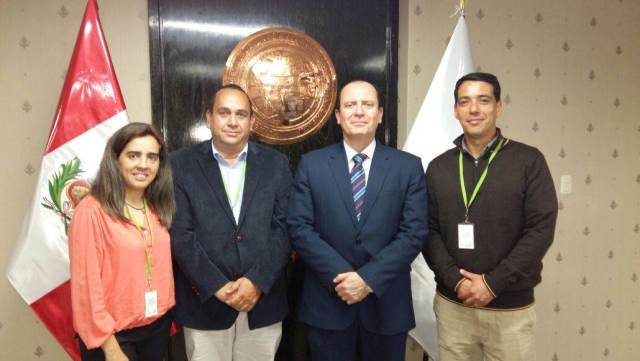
[170,140,292,330]
[287,142,428,335]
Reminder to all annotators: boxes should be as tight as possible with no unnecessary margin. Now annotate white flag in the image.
[404,16,475,360]
[6,1,128,359]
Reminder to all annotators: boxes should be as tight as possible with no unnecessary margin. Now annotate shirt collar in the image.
[461,135,497,156]
[455,128,503,159]
[343,139,376,162]
[211,141,248,165]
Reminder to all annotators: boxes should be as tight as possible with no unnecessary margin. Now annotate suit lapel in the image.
[328,144,359,227]
[195,141,236,226]
[237,142,261,229]
[357,144,390,232]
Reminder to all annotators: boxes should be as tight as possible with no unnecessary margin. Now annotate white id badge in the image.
[458,223,475,249]
[145,290,158,318]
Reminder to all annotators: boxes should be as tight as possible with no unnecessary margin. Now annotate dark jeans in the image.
[78,312,172,361]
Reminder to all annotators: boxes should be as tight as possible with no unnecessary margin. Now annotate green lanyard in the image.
[126,199,154,289]
[459,138,505,221]
[221,159,247,210]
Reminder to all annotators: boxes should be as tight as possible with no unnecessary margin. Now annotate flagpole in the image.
[405,10,475,360]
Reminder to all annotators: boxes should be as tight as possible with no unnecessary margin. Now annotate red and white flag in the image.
[403,16,475,360]
[6,0,128,359]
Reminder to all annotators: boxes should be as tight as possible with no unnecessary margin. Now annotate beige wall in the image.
[399,0,640,360]
[1,0,638,360]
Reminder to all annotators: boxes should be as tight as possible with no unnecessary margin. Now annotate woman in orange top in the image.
[69,123,175,361]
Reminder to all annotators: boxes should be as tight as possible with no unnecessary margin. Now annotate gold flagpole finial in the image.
[459,0,467,16]
[451,0,467,18]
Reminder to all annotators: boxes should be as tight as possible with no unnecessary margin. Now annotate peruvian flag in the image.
[403,16,475,360]
[6,0,128,359]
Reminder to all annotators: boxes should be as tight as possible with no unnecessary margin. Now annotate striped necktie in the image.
[350,153,367,222]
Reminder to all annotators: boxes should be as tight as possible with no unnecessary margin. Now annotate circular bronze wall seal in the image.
[223,27,337,145]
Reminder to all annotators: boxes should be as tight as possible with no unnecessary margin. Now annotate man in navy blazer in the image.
[171,84,292,361]
[287,80,428,361]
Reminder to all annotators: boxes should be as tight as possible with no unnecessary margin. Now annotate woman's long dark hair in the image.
[91,122,175,227]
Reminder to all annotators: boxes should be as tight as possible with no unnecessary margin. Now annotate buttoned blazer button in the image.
[235,235,242,241]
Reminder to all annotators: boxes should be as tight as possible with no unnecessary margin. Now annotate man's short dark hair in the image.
[210,83,253,116]
[454,72,501,103]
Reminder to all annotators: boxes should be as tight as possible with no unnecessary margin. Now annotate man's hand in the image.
[456,278,473,301]
[225,277,262,312]
[333,272,371,305]
[459,269,495,307]
[214,282,236,303]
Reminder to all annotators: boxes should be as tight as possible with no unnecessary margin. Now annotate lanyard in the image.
[126,199,154,289]
[459,138,505,221]
[221,159,247,210]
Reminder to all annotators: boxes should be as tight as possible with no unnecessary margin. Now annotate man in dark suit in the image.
[171,84,292,361]
[287,80,428,361]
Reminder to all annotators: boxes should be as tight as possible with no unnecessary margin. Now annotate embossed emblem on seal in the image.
[224,27,337,144]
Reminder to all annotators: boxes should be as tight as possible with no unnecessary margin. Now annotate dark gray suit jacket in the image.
[170,140,291,330]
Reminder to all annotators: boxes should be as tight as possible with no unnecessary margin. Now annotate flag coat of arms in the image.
[404,16,475,360]
[6,0,128,359]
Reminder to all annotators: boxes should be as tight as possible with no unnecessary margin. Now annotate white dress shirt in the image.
[343,139,376,184]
